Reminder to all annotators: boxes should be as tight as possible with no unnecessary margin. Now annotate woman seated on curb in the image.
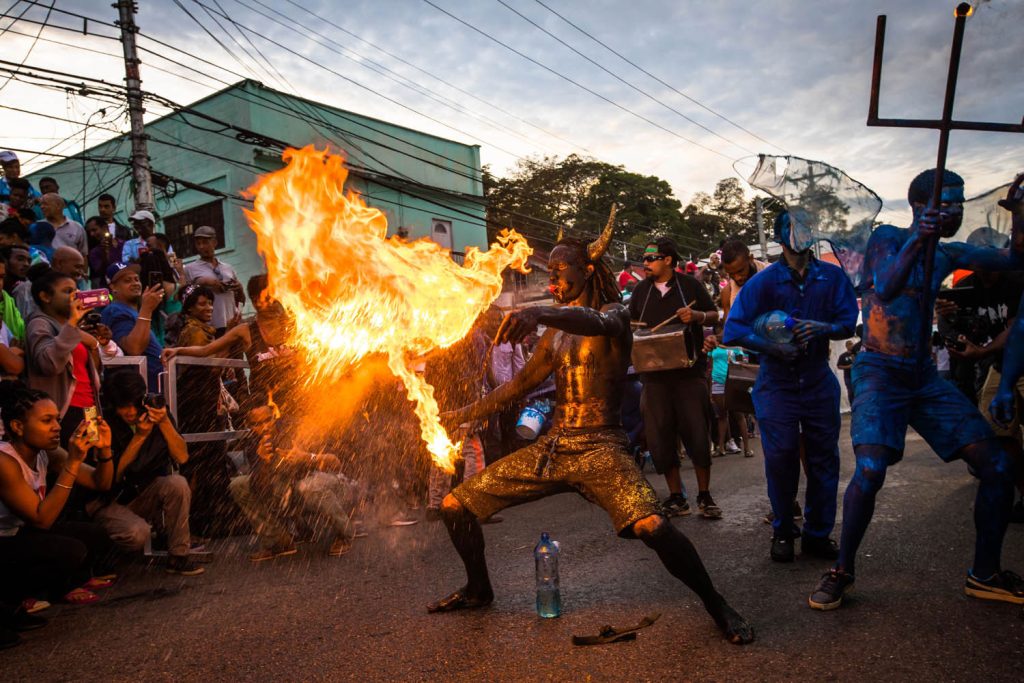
[0,381,118,614]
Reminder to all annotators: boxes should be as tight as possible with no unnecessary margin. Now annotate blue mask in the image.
[774,211,815,253]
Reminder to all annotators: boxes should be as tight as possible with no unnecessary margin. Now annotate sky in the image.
[2,0,1022,226]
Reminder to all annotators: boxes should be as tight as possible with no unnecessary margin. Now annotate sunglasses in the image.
[642,254,666,263]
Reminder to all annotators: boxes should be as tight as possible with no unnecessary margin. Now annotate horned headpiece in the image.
[587,204,617,262]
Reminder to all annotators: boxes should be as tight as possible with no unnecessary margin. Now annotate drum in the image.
[724,362,758,413]
[631,328,693,373]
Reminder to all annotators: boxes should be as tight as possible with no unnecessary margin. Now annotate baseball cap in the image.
[106,261,140,285]
[193,225,217,239]
[129,209,155,223]
[0,151,18,164]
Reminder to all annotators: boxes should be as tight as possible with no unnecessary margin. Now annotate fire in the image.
[245,146,532,472]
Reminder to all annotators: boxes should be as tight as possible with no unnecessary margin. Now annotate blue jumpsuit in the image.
[723,257,859,540]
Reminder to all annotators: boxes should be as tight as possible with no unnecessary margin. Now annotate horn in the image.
[555,225,564,242]
[587,204,617,261]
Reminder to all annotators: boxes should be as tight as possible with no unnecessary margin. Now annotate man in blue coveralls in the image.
[724,211,859,563]
[808,169,1024,611]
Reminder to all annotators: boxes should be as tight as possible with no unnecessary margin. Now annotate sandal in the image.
[83,577,115,591]
[63,587,100,605]
[21,598,50,614]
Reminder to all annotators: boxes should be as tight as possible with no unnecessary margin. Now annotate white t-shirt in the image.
[0,443,48,536]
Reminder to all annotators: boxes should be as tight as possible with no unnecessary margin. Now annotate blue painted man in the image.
[723,212,859,563]
[809,169,1024,610]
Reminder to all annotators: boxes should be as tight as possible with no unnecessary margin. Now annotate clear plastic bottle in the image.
[753,310,796,344]
[534,531,561,618]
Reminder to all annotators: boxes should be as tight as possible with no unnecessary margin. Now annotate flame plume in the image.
[245,147,532,472]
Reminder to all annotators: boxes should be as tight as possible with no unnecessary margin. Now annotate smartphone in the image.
[148,271,163,288]
[144,393,167,410]
[83,406,100,444]
[76,288,111,309]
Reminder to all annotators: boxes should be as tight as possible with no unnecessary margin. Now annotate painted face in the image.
[188,295,214,324]
[776,212,815,253]
[12,399,61,450]
[547,244,591,304]
[936,184,965,237]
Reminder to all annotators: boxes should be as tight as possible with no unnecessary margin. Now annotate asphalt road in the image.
[5,419,1023,682]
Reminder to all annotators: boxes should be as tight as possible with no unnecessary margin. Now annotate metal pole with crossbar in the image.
[866,2,1024,373]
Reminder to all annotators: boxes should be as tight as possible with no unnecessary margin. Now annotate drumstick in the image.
[650,303,693,333]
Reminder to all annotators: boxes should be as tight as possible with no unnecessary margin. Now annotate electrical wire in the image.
[494,0,756,156]
[531,0,789,155]
[0,0,51,95]
[420,0,734,161]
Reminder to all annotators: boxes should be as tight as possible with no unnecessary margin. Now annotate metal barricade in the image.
[165,356,250,444]
[100,355,148,381]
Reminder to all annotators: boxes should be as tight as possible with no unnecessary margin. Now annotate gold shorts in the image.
[451,428,661,537]
[978,366,1024,441]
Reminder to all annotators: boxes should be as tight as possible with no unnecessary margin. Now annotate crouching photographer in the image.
[86,370,204,576]
[229,405,359,562]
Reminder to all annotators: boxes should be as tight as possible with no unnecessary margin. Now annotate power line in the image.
[276,0,591,155]
[532,0,789,155]
[494,0,756,156]
[0,0,51,95]
[420,0,734,161]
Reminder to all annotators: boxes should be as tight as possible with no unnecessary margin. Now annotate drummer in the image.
[628,237,722,519]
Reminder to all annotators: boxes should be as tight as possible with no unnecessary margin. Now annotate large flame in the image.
[245,146,531,472]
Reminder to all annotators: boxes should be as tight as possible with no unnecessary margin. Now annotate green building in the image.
[28,79,488,285]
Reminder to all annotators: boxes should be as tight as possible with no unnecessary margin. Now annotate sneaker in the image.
[1011,499,1024,524]
[808,568,855,610]
[770,535,795,563]
[662,494,691,517]
[250,544,298,562]
[725,439,741,454]
[696,492,722,520]
[166,556,205,576]
[801,535,840,560]
[965,570,1024,605]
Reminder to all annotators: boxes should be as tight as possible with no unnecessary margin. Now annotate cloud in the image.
[5,0,1022,226]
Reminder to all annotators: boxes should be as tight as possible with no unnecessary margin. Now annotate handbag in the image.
[724,362,758,413]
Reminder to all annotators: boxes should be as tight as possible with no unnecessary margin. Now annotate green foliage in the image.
[485,154,773,261]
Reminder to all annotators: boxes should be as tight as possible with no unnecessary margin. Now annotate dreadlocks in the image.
[556,237,622,306]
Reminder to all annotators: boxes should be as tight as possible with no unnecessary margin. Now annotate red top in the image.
[69,343,95,409]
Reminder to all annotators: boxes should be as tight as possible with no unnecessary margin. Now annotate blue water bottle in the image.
[534,532,561,618]
[753,310,796,344]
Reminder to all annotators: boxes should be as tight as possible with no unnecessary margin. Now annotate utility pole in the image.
[115,0,153,212]
[755,196,767,259]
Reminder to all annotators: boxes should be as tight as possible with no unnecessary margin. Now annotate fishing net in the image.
[747,155,882,287]
[946,182,1013,247]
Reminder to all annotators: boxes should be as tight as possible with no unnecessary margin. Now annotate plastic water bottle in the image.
[534,532,561,618]
[753,310,796,344]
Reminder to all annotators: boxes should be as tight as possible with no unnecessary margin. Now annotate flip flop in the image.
[573,613,661,646]
[63,588,100,605]
[83,577,115,591]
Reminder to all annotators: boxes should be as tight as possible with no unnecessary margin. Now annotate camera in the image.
[143,393,167,410]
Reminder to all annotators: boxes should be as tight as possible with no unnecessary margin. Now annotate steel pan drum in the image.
[631,327,693,372]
